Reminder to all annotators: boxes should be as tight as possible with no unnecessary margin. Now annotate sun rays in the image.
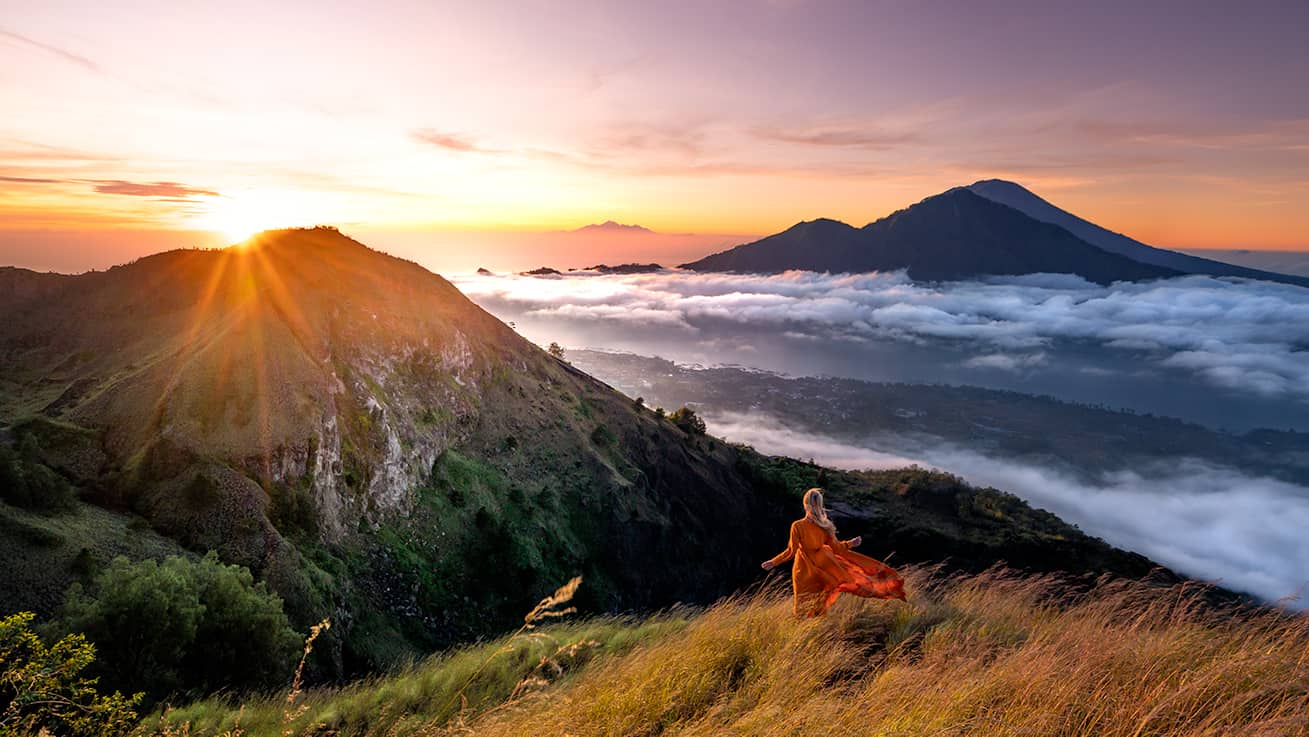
[148,231,331,474]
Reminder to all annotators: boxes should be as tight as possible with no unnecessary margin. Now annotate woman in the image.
[762,488,905,617]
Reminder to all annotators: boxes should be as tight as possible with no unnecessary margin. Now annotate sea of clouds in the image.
[453,268,1309,604]
[454,269,1309,402]
[707,410,1309,607]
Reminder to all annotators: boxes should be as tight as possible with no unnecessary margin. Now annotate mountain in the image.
[967,179,1309,288]
[581,263,664,274]
[681,189,1178,284]
[570,221,655,235]
[0,227,1182,678]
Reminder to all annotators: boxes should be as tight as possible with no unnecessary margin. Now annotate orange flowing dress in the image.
[768,518,906,616]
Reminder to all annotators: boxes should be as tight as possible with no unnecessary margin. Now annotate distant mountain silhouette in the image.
[581,263,664,274]
[681,189,1178,284]
[967,179,1309,288]
[570,220,655,235]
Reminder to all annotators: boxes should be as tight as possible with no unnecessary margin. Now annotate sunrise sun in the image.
[194,190,326,244]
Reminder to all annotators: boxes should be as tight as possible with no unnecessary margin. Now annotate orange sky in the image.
[2,1,1307,273]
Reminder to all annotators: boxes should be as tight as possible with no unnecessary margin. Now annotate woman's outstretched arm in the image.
[762,522,799,569]
[835,535,863,551]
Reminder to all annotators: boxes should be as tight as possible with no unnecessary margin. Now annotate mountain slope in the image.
[967,179,1309,288]
[682,189,1178,284]
[0,227,1185,677]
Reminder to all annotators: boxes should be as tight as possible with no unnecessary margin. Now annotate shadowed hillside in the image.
[968,179,1309,288]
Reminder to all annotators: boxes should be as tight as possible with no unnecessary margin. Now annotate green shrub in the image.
[52,552,300,703]
[0,612,139,737]
[0,436,77,513]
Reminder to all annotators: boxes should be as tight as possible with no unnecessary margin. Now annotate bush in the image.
[547,342,565,360]
[669,406,707,435]
[0,435,77,513]
[52,552,301,703]
[0,612,139,737]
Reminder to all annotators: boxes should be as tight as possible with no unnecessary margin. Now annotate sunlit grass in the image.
[142,567,1309,737]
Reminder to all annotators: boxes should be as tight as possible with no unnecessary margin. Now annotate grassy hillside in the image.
[2,228,1190,686]
[145,566,1308,737]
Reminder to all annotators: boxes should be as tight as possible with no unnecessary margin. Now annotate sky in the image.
[2,0,1308,273]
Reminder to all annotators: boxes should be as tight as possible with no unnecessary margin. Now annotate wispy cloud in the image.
[0,27,99,72]
[90,180,219,198]
[1,173,220,201]
[753,125,916,149]
[411,129,502,154]
[962,352,1048,372]
[0,174,63,184]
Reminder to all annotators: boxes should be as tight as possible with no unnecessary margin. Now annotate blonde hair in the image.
[802,488,837,536]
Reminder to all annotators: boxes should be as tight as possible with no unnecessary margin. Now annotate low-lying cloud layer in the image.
[454,269,1309,402]
[708,410,1309,607]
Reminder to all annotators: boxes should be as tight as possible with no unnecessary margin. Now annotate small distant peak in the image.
[584,263,664,274]
[476,267,494,275]
[570,221,655,235]
[521,266,562,276]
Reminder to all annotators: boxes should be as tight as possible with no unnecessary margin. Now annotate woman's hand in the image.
[847,536,862,549]
[761,560,776,571]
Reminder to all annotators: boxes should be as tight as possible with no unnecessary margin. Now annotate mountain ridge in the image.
[966,179,1309,288]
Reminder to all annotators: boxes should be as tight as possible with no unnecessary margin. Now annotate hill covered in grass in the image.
[0,227,1195,698]
[147,566,1309,737]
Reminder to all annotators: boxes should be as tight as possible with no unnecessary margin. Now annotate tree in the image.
[53,553,300,702]
[0,612,139,737]
[669,406,707,435]
[547,342,566,360]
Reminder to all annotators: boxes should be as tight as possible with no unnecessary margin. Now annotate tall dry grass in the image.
[145,567,1309,737]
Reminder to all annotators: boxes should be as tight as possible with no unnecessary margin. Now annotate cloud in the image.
[591,121,706,158]
[90,180,219,198]
[962,352,1048,371]
[411,129,500,154]
[706,410,1309,606]
[0,28,99,72]
[0,175,63,184]
[0,173,219,201]
[453,269,1309,402]
[753,125,916,149]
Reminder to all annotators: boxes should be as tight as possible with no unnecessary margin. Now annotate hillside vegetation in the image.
[146,566,1308,737]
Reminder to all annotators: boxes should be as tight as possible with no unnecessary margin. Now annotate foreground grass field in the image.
[145,567,1309,736]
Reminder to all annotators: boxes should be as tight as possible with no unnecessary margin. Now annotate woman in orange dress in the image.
[762,488,906,616]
